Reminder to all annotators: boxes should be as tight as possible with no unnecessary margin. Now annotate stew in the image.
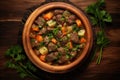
[29,9,86,65]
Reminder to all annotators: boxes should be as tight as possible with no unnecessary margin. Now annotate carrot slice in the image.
[76,19,82,27]
[61,26,67,36]
[80,37,87,43]
[32,26,39,31]
[51,38,57,44]
[43,12,53,20]
[69,42,73,49]
[39,55,46,62]
[36,35,43,42]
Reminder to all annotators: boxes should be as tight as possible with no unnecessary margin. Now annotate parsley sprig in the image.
[5,45,39,79]
[85,0,112,64]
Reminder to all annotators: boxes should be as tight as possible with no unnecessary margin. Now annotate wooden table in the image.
[0,0,120,80]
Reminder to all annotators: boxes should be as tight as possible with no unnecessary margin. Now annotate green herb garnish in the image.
[85,0,112,27]
[95,31,110,64]
[5,45,39,79]
[85,0,112,64]
[52,27,60,35]
[47,32,54,39]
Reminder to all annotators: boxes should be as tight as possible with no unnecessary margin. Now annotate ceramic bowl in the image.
[22,2,93,73]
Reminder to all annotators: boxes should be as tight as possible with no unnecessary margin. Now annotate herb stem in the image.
[18,62,40,80]
[11,55,39,79]
[96,46,103,64]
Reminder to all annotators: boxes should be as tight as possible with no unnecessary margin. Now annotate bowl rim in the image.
[22,2,93,73]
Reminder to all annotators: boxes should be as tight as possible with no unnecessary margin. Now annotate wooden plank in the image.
[0,0,45,21]
[0,0,120,21]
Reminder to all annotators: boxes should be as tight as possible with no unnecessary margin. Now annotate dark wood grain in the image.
[0,0,120,80]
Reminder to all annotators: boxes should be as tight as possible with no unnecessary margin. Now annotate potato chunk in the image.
[39,47,48,55]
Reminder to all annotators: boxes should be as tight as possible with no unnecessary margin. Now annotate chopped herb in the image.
[39,42,45,47]
[72,24,79,32]
[72,45,80,51]
[66,53,71,59]
[52,27,60,35]
[63,10,71,17]
[47,32,53,39]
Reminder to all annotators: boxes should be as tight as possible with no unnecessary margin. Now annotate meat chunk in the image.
[67,19,74,25]
[38,27,47,35]
[44,36,50,45]
[70,32,79,43]
[34,49,40,56]
[66,15,76,25]
[56,14,64,24]
[45,52,59,62]
[70,51,77,57]
[56,31,62,38]
[48,42,57,52]
[56,14,62,21]
[35,17,45,26]
[69,15,76,20]
[52,16,56,20]
[54,10,64,15]
[56,14,62,19]
[47,27,54,31]
[58,56,68,64]
[60,36,68,45]
[29,32,36,38]
[31,40,39,48]
[57,47,66,55]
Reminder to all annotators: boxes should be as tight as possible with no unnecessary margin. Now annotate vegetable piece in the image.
[67,26,73,33]
[78,29,85,36]
[51,38,57,44]
[67,34,71,37]
[43,12,53,20]
[80,37,87,43]
[36,35,43,42]
[76,19,82,27]
[66,42,73,49]
[39,46,48,55]
[47,20,56,27]
[63,10,71,17]
[39,55,46,62]
[31,24,39,31]
[61,26,67,36]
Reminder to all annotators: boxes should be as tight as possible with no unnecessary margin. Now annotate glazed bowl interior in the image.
[22,2,93,73]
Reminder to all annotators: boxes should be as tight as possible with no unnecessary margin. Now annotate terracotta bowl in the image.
[22,2,93,73]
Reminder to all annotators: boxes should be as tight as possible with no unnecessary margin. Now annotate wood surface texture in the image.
[0,0,120,80]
